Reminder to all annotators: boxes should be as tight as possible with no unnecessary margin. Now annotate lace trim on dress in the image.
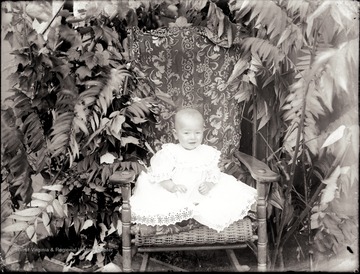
[131,207,194,226]
[211,199,256,232]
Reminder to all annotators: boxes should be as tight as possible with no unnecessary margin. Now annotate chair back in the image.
[128,26,244,156]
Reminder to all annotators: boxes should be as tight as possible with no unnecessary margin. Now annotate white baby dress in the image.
[129,143,257,232]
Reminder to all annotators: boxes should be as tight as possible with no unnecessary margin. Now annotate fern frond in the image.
[231,0,305,53]
[4,152,33,203]
[242,37,285,68]
[2,186,68,244]
[283,35,358,161]
[22,112,46,153]
[307,40,356,95]
[307,1,359,44]
[1,109,25,156]
[68,134,80,168]
[76,84,104,126]
[1,108,34,203]
[56,93,77,112]
[206,2,239,47]
[282,78,323,158]
[295,49,311,76]
[77,68,132,148]
[10,90,33,118]
[1,179,14,223]
[277,0,311,23]
[184,0,208,11]
[49,111,74,157]
[97,67,132,115]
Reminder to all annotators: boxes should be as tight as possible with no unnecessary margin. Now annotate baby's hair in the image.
[174,107,204,126]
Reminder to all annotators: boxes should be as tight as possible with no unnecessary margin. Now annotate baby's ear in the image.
[172,129,178,140]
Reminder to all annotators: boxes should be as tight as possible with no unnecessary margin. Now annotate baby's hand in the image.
[159,180,187,193]
[173,184,187,193]
[198,181,215,195]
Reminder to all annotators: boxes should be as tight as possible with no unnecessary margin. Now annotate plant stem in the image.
[242,116,280,162]
[280,141,350,249]
[271,80,310,269]
[280,183,324,247]
[41,1,66,35]
[272,24,320,269]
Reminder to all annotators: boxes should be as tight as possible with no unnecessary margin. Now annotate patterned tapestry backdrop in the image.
[129,26,245,156]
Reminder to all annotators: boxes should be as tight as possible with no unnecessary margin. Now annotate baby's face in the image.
[173,117,204,150]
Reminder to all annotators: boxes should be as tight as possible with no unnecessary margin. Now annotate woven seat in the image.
[135,218,254,247]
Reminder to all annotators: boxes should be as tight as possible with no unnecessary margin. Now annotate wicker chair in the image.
[109,26,280,272]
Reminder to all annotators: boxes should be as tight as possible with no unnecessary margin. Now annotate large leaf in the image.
[227,58,249,84]
[15,208,42,217]
[28,200,48,208]
[42,185,63,191]
[81,219,94,231]
[26,225,37,243]
[32,193,53,202]
[320,166,341,205]
[109,114,126,140]
[25,2,52,23]
[52,199,65,218]
[76,66,92,80]
[2,222,29,232]
[321,125,346,149]
[42,212,51,235]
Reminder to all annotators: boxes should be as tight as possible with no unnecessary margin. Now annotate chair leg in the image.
[226,249,250,272]
[139,253,149,272]
[122,245,132,272]
[246,241,257,257]
[257,182,268,271]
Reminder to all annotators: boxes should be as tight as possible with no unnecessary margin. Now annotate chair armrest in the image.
[109,170,135,203]
[109,170,136,186]
[234,151,280,183]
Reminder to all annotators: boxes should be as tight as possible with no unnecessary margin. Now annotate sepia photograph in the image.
[1,0,358,272]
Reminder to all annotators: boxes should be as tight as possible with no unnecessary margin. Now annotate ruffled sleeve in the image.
[203,146,222,183]
[147,144,176,183]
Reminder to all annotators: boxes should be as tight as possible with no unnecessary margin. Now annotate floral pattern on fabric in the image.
[129,26,244,156]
